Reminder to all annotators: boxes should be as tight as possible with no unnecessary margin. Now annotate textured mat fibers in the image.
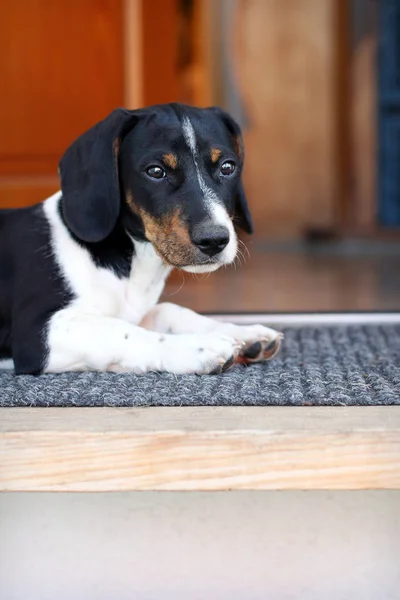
[1,325,399,407]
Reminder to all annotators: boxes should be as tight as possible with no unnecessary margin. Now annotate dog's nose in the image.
[192,225,230,257]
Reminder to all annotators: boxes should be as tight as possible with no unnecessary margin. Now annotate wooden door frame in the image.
[346,0,378,236]
[126,0,215,109]
[123,0,143,109]
[344,0,399,238]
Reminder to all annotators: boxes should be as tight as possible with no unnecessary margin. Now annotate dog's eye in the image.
[220,161,236,176]
[146,166,166,179]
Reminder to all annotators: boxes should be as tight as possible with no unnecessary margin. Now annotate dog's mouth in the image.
[155,248,222,272]
[150,242,231,273]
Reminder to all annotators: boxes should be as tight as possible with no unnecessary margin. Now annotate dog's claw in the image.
[263,337,280,360]
[221,354,235,372]
[210,351,238,375]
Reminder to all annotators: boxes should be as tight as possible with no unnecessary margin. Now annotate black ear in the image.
[59,108,139,243]
[207,106,254,234]
[235,180,254,234]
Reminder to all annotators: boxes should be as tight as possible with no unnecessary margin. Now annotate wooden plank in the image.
[0,176,59,208]
[123,0,143,109]
[0,407,399,492]
[349,0,378,233]
[141,0,180,105]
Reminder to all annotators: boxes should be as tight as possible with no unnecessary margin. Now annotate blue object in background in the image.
[379,0,400,226]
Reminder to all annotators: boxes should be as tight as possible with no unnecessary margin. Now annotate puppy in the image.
[0,104,282,375]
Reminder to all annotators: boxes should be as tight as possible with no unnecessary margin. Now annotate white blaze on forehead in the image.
[182,116,219,206]
[181,115,238,270]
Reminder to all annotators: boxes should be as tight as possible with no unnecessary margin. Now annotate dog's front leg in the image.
[141,303,283,362]
[45,310,242,374]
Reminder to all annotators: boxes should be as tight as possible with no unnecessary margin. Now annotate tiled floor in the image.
[162,242,400,313]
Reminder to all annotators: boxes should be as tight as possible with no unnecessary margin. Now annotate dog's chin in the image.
[181,263,222,274]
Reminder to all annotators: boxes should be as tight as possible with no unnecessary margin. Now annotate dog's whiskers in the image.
[191,271,212,281]
[233,247,246,270]
[164,269,186,297]
[238,238,251,260]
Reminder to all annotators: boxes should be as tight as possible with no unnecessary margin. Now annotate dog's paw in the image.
[161,332,243,375]
[220,324,283,364]
[239,332,283,364]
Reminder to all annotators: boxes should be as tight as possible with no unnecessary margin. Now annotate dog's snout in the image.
[192,224,230,257]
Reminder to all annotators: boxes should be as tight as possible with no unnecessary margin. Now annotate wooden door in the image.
[0,0,191,210]
[0,0,125,208]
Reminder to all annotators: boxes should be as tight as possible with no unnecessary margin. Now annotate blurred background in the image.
[1,0,399,313]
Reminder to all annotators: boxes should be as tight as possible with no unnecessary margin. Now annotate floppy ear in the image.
[59,108,139,243]
[235,180,254,235]
[208,106,254,234]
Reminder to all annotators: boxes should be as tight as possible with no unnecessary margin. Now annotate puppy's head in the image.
[59,104,253,273]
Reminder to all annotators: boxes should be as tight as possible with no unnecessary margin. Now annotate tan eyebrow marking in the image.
[211,148,222,163]
[233,135,244,161]
[113,138,120,176]
[163,153,178,169]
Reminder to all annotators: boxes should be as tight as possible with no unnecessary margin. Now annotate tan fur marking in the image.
[163,153,178,169]
[211,148,222,163]
[233,135,244,162]
[113,138,120,156]
[113,138,120,177]
[136,207,195,267]
[125,189,194,265]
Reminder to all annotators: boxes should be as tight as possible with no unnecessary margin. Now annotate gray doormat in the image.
[1,325,399,407]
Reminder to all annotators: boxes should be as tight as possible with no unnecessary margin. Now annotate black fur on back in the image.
[0,204,73,373]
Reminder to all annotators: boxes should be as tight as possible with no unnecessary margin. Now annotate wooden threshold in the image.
[209,312,400,327]
[1,407,399,492]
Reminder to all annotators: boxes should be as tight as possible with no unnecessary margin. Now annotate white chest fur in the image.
[43,192,171,324]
